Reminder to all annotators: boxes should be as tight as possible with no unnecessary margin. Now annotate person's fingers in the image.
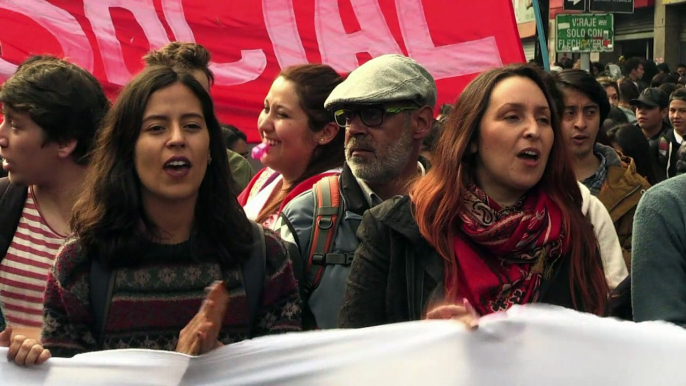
[14,339,39,366]
[199,321,212,333]
[426,305,467,320]
[0,326,12,347]
[7,335,27,360]
[205,282,229,319]
[199,299,215,315]
[460,299,480,330]
[462,298,480,319]
[23,344,45,366]
[425,309,440,319]
[36,349,51,365]
[204,281,225,305]
[188,334,200,356]
[178,330,201,355]
[199,283,229,354]
[440,306,464,319]
[197,322,218,355]
[451,313,480,330]
[183,301,214,336]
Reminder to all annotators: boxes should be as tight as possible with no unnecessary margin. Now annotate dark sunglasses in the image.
[333,105,419,128]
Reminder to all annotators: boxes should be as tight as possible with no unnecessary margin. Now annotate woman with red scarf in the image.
[339,64,610,328]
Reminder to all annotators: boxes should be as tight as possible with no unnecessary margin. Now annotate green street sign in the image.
[555,14,614,53]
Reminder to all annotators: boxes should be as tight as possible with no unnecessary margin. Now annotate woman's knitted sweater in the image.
[41,229,301,358]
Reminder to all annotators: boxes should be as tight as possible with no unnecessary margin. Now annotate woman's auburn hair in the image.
[410,64,608,315]
[71,65,253,269]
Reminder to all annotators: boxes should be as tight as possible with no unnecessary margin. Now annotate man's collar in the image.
[340,165,370,215]
[356,177,383,208]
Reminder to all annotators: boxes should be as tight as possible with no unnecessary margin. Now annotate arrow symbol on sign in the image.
[567,0,582,5]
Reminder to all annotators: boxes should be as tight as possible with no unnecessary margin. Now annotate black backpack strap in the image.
[0,178,28,263]
[90,257,116,349]
[241,220,266,338]
[278,213,304,285]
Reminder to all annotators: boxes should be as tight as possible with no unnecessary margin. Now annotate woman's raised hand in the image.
[177,281,230,355]
[425,299,481,329]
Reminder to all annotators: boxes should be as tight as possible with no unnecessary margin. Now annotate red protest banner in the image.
[0,0,524,142]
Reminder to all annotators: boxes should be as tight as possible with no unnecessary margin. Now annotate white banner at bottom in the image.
[2,305,686,385]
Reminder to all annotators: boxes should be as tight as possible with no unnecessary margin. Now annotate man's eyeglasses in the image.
[333,105,419,128]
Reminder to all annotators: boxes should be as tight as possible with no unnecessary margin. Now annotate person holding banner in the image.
[0,56,110,341]
[340,64,610,328]
[1,66,301,366]
[239,65,345,229]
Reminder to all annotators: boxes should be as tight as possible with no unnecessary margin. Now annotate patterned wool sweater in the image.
[41,230,301,358]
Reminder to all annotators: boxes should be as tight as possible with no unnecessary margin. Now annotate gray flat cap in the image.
[324,54,437,109]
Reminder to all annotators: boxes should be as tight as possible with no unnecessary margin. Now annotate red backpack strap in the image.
[303,175,345,295]
[278,172,340,214]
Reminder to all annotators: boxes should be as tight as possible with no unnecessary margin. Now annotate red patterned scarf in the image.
[445,186,569,315]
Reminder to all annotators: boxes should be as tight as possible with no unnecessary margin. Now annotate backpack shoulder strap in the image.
[0,178,28,262]
[303,176,345,296]
[90,257,116,349]
[241,220,266,338]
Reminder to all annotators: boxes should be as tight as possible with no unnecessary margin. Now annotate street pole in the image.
[533,0,550,71]
[580,0,591,72]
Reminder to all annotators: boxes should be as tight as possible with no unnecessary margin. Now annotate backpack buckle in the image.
[317,216,333,230]
[312,253,326,265]
[311,253,354,266]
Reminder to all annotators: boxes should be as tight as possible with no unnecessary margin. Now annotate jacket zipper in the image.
[607,184,642,213]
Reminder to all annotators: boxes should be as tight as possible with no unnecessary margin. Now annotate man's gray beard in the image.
[346,126,414,184]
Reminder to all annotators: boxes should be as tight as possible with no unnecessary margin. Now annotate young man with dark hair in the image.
[598,77,620,107]
[144,42,254,192]
[659,82,679,99]
[143,42,214,90]
[555,69,649,268]
[0,57,110,335]
[661,88,686,179]
[618,78,639,123]
[677,64,686,77]
[221,124,249,159]
[623,57,645,88]
[631,87,674,181]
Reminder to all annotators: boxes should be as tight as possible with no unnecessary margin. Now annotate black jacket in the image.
[339,195,579,328]
[0,177,27,262]
[659,128,681,179]
[0,177,28,331]
[646,122,678,182]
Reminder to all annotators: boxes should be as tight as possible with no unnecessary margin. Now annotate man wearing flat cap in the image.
[276,54,436,330]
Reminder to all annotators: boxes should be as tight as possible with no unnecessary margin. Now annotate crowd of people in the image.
[0,44,685,369]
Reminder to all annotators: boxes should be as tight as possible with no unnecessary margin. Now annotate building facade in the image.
[515,0,686,69]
